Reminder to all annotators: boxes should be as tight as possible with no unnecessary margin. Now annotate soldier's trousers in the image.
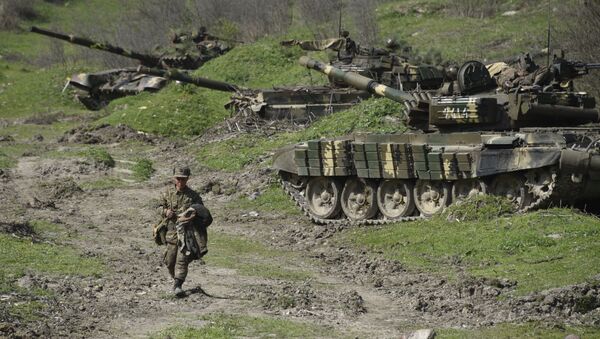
[164,243,191,281]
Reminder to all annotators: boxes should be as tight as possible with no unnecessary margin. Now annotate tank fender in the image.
[272,144,299,174]
[476,148,560,176]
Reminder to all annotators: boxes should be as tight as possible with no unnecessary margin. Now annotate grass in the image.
[0,143,44,168]
[196,97,407,171]
[207,232,312,281]
[0,150,11,169]
[82,147,115,167]
[99,38,324,137]
[339,196,600,295]
[9,301,47,322]
[377,0,556,62]
[0,233,104,290]
[0,61,90,120]
[228,184,301,216]
[438,322,600,339]
[132,158,155,181]
[0,219,104,324]
[151,313,338,339]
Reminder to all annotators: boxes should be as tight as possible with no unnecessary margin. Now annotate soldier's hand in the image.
[165,208,175,219]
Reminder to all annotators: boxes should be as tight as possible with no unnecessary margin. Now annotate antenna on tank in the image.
[338,0,343,37]
[546,0,552,67]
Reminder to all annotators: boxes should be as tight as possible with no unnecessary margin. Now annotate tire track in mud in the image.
[4,140,600,338]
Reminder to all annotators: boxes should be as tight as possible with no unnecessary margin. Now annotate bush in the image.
[132,158,154,181]
[83,148,115,168]
[0,0,38,30]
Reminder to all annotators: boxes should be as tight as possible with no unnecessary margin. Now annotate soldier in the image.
[488,53,554,91]
[338,30,358,63]
[157,166,210,297]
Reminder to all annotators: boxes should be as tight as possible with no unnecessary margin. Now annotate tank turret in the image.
[31,26,210,69]
[300,56,600,132]
[136,66,241,93]
[31,26,235,109]
[136,66,370,123]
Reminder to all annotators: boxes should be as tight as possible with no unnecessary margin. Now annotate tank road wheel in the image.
[305,177,343,219]
[451,179,487,203]
[489,173,532,210]
[341,178,379,221]
[414,180,451,217]
[376,179,415,219]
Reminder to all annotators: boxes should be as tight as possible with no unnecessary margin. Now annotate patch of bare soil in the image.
[0,221,35,237]
[1,130,598,338]
[58,123,158,144]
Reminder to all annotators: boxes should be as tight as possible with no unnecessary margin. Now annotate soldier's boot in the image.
[173,278,185,297]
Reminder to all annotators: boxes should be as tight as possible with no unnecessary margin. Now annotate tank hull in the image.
[274,129,600,224]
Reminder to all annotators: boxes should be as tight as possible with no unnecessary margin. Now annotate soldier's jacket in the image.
[160,186,203,244]
[487,62,554,89]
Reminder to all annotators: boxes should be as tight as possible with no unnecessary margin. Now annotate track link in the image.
[281,169,558,225]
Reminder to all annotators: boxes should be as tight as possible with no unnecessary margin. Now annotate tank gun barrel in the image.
[30,26,162,67]
[136,66,240,93]
[298,56,421,103]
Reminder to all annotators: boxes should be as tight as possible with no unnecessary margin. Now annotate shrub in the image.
[83,148,115,168]
[132,158,154,181]
[0,0,37,30]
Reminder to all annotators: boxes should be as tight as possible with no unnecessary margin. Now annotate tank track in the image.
[280,167,560,226]
[280,178,424,226]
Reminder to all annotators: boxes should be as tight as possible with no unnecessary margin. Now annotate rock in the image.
[564,335,580,339]
[16,275,34,289]
[32,134,44,142]
[502,10,518,16]
[402,329,436,339]
[543,295,556,306]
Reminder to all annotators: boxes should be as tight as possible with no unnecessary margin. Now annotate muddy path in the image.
[1,129,598,338]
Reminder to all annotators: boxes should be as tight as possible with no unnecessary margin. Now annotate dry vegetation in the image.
[559,0,600,97]
[0,0,37,29]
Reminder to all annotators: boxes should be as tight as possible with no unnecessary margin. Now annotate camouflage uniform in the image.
[488,54,554,91]
[160,185,205,282]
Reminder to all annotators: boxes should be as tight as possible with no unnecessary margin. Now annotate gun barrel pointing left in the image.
[31,26,164,67]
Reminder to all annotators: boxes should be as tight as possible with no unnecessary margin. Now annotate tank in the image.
[272,56,600,225]
[30,26,231,109]
[137,66,371,123]
[282,36,445,91]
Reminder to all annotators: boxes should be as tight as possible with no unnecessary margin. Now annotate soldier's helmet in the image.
[341,30,350,38]
[173,167,191,178]
[444,65,459,81]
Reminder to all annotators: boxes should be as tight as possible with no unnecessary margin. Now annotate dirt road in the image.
[1,126,598,338]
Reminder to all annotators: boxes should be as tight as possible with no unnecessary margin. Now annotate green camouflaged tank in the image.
[272,57,600,224]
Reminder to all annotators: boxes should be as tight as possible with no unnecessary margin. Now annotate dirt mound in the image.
[0,221,34,236]
[340,290,367,315]
[0,168,11,181]
[34,159,99,178]
[512,279,600,322]
[248,281,318,312]
[59,124,157,144]
[23,111,66,125]
[26,177,82,208]
[0,135,15,142]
